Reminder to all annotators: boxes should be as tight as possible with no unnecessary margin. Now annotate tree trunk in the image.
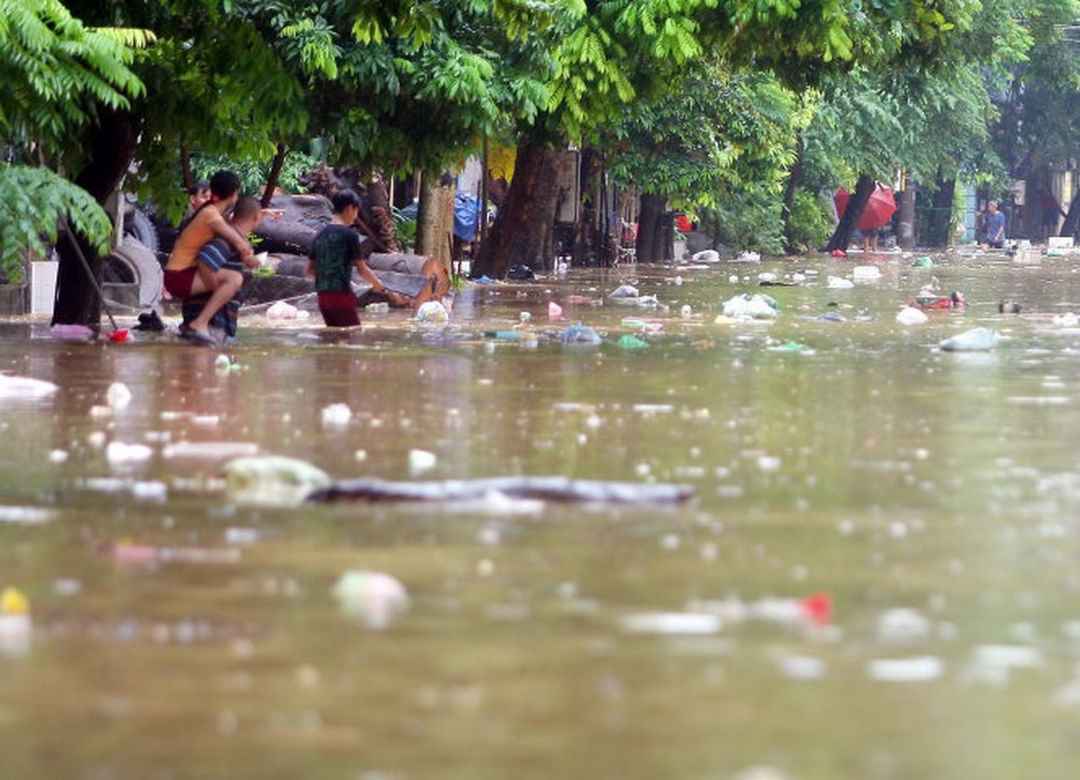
[826,174,875,252]
[53,110,141,326]
[261,143,288,208]
[1061,188,1080,239]
[635,193,666,263]
[925,174,955,248]
[898,182,916,251]
[781,135,804,254]
[416,171,455,265]
[180,142,193,191]
[473,138,561,278]
[416,172,436,257]
[365,175,399,252]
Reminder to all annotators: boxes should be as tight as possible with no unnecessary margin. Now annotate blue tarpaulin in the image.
[454,192,480,242]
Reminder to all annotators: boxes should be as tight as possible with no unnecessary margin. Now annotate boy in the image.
[984,200,1006,249]
[308,189,388,327]
[180,197,264,341]
[165,170,255,344]
[186,181,211,218]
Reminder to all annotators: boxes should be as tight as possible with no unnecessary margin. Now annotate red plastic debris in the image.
[109,329,130,343]
[799,592,833,626]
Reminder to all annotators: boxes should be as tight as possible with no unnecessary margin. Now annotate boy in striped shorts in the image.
[180,197,263,342]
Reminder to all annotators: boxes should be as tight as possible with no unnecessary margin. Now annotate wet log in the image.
[255,221,318,256]
[245,251,449,308]
[307,477,695,505]
[243,274,314,303]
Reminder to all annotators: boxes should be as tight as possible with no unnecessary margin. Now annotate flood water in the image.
[3,251,1080,779]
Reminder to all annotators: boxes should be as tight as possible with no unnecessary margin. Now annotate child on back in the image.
[166,170,257,344]
[179,197,264,340]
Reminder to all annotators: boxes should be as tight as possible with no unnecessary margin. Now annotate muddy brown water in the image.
[3,252,1080,779]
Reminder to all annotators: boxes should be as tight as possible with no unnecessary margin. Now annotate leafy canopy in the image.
[0,0,149,280]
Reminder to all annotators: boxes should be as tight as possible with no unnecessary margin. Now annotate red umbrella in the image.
[835,185,897,231]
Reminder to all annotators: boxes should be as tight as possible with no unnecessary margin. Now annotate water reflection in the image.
[0,255,1079,778]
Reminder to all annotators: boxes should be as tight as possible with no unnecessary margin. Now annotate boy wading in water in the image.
[165,170,255,344]
[308,189,388,327]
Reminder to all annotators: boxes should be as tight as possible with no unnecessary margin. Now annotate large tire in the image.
[124,208,159,254]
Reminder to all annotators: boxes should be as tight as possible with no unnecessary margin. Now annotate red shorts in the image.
[164,267,198,299]
[318,291,360,327]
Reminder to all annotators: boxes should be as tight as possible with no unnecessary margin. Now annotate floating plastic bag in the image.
[561,324,602,345]
[939,327,999,352]
[721,293,778,320]
[415,301,450,324]
[896,306,928,326]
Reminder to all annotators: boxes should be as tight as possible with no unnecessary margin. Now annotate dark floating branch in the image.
[307,477,695,505]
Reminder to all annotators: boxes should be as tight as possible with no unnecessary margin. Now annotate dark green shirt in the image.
[310,224,361,293]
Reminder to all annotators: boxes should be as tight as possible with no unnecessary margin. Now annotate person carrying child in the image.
[165,170,257,344]
[307,189,391,327]
[179,196,264,342]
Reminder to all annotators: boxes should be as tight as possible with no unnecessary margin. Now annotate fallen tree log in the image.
[307,477,694,505]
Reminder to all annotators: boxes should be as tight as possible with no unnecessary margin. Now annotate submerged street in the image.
[3,252,1080,778]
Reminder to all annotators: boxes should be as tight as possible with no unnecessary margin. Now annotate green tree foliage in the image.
[0,0,149,146]
[989,0,1080,180]
[785,189,834,251]
[190,150,320,197]
[804,0,1065,195]
[0,166,114,282]
[0,0,149,281]
[605,66,793,206]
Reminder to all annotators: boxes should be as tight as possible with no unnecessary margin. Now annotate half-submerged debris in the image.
[332,571,409,630]
[939,327,999,352]
[307,477,694,505]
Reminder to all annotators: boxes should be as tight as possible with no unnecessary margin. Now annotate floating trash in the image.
[320,403,352,429]
[722,293,778,320]
[162,442,259,461]
[0,587,31,657]
[0,375,58,401]
[266,300,309,320]
[618,335,649,350]
[939,327,999,352]
[333,571,409,630]
[105,441,153,468]
[415,301,450,324]
[619,612,723,636]
[877,608,931,643]
[106,382,133,411]
[0,506,53,525]
[777,654,826,681]
[224,456,332,507]
[896,307,928,326]
[867,656,943,682]
[561,324,602,346]
[767,341,814,354]
[408,449,437,476]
